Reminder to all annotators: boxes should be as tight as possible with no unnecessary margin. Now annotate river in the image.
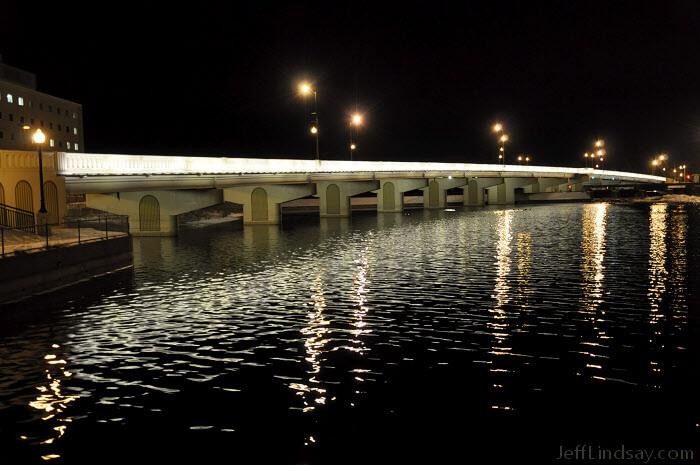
[0,201,698,464]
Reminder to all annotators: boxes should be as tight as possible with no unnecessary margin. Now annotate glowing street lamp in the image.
[493,123,507,165]
[349,114,362,161]
[33,129,48,216]
[299,83,319,160]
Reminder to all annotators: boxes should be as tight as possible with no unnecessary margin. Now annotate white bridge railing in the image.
[55,152,666,183]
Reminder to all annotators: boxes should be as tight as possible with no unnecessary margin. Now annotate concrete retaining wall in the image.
[0,235,133,303]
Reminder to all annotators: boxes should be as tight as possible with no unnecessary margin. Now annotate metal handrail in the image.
[0,202,36,233]
[1,213,130,259]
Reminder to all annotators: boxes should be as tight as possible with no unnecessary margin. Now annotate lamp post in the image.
[493,123,507,166]
[33,129,47,214]
[300,84,319,161]
[350,114,361,161]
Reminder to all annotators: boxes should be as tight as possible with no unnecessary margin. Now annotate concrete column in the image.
[224,184,315,224]
[422,177,468,209]
[555,175,590,192]
[462,178,503,206]
[524,177,569,194]
[486,177,539,205]
[86,189,222,236]
[376,179,428,213]
[316,181,379,217]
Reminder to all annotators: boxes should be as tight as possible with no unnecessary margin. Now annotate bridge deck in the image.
[55,152,665,194]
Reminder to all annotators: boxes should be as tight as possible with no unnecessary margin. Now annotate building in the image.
[0,55,84,152]
[0,57,74,224]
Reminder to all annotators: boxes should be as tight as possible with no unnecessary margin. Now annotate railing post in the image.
[105,213,109,239]
[45,219,49,249]
[78,218,81,244]
[1,228,4,258]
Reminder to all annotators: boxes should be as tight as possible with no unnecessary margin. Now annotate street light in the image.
[300,83,319,160]
[33,129,48,217]
[350,114,362,161]
[493,123,507,165]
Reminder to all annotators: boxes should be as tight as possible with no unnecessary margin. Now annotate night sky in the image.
[2,1,699,172]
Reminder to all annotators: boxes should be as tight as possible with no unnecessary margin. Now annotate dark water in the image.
[1,202,698,464]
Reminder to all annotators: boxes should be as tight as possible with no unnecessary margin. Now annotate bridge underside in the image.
[81,176,605,236]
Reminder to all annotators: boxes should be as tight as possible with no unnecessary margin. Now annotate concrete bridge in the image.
[56,153,665,236]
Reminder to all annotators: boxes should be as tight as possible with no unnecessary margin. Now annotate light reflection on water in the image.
[0,202,697,464]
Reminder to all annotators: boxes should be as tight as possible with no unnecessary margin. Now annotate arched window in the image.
[44,181,59,223]
[251,187,268,222]
[326,184,341,214]
[15,180,33,212]
[139,195,160,231]
[383,182,395,211]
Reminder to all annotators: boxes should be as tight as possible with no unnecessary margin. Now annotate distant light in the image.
[33,129,45,144]
[310,126,318,134]
[353,114,362,124]
[501,135,508,142]
[518,156,522,161]
[350,143,356,150]
[499,147,504,152]
[300,84,311,93]
[22,125,31,130]
[595,140,604,147]
[493,123,502,132]
[448,175,452,179]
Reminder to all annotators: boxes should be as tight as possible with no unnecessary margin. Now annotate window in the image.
[67,142,71,150]
[65,109,69,116]
[49,139,55,147]
[40,121,44,127]
[19,116,24,123]
[18,97,24,106]
[48,105,52,112]
[73,127,77,135]
[72,112,77,119]
[28,100,32,108]
[10,132,15,140]
[66,126,70,133]
[0,131,3,139]
[0,112,2,119]
[39,103,43,110]
[49,123,53,129]
[9,114,13,121]
[6,94,13,103]
[56,107,60,114]
[58,124,62,131]
[30,118,34,125]
[74,143,79,151]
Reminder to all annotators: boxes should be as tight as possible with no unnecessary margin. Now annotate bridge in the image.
[54,153,664,236]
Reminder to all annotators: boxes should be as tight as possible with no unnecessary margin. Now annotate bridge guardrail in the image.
[55,152,667,183]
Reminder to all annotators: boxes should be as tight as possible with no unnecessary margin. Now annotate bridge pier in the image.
[224,184,316,224]
[462,178,503,206]
[421,177,468,209]
[524,177,569,194]
[316,181,379,217]
[86,189,222,236]
[376,179,429,213]
[486,177,539,204]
